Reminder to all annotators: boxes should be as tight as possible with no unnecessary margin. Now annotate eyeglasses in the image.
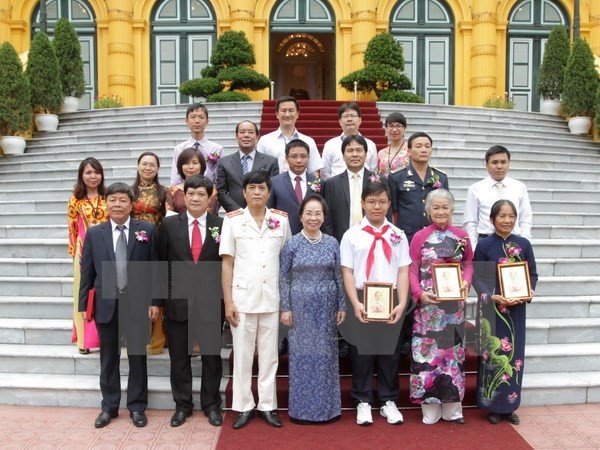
[386,124,405,130]
[340,114,359,119]
[363,200,390,207]
[140,162,158,168]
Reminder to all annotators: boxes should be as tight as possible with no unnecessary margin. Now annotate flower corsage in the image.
[135,230,148,242]
[208,226,221,243]
[308,178,322,193]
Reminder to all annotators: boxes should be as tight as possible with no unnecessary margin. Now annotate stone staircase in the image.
[0,102,599,408]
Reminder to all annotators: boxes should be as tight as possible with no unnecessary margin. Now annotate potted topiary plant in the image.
[537,26,570,115]
[562,38,599,134]
[25,32,63,131]
[0,42,32,155]
[53,18,85,113]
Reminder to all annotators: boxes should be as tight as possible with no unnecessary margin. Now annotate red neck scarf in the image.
[363,224,392,279]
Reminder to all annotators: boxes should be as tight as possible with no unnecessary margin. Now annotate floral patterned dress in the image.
[67,195,107,350]
[408,224,473,405]
[473,234,538,414]
[131,182,166,226]
[279,233,346,422]
[377,142,409,176]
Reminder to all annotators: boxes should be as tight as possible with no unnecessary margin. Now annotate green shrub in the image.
[537,26,570,100]
[483,93,515,110]
[378,90,425,103]
[53,18,85,98]
[594,83,600,130]
[216,66,270,91]
[0,42,32,135]
[562,38,599,117]
[206,91,251,102]
[26,32,63,114]
[180,78,224,98]
[94,93,124,109]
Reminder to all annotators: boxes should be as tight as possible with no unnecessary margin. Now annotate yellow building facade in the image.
[1,0,598,111]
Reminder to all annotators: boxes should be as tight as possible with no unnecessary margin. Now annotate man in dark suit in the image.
[79,182,160,429]
[217,120,279,212]
[322,134,389,243]
[267,138,318,235]
[157,174,224,428]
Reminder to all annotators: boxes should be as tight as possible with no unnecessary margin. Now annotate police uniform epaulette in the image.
[226,209,244,218]
[431,166,446,175]
[269,208,288,217]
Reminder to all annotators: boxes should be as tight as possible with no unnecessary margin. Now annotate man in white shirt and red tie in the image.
[462,145,532,249]
[339,182,411,426]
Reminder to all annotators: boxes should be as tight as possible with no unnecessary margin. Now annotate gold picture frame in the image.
[363,282,393,321]
[498,261,532,301]
[431,263,466,301]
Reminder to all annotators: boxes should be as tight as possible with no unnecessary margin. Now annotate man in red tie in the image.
[157,175,224,428]
[339,182,411,426]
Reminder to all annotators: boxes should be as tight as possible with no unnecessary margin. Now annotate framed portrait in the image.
[498,261,532,301]
[431,263,466,301]
[363,282,393,321]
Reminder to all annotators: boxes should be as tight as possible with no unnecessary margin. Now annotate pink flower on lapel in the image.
[134,230,148,242]
[369,174,380,183]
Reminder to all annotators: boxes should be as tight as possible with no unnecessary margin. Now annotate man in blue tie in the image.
[216,120,279,212]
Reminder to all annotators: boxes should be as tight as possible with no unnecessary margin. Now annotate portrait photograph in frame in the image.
[431,263,466,301]
[498,261,532,301]
[363,282,393,321]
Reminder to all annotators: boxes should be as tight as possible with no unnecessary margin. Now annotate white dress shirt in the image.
[321,132,378,180]
[257,128,324,174]
[186,211,207,248]
[462,175,533,248]
[340,216,411,289]
[110,218,130,252]
[288,170,307,199]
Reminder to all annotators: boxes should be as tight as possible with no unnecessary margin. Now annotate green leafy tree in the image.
[339,32,413,99]
[26,32,63,114]
[53,18,85,98]
[179,31,270,101]
[562,38,599,118]
[594,83,600,131]
[537,26,570,100]
[0,42,32,135]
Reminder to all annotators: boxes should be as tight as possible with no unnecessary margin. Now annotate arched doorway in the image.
[390,0,454,105]
[507,0,569,112]
[151,0,217,105]
[31,0,96,110]
[270,0,335,100]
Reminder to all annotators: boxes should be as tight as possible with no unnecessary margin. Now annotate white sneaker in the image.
[356,402,373,426]
[380,401,404,424]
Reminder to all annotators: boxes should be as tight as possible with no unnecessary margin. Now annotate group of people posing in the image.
[67,98,538,431]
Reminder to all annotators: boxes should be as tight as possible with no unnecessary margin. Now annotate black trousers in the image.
[95,294,149,414]
[165,318,223,413]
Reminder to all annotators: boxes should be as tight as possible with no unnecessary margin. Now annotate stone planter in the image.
[567,116,592,135]
[34,113,59,132]
[541,99,561,116]
[61,96,79,113]
[0,136,27,155]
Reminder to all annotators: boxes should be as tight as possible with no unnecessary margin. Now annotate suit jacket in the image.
[78,219,159,324]
[267,172,317,235]
[157,212,223,322]
[216,150,279,212]
[322,169,390,242]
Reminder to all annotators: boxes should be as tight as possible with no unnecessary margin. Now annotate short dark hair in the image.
[235,120,259,135]
[183,174,213,196]
[485,145,511,163]
[341,134,368,154]
[490,199,517,222]
[276,96,299,112]
[299,193,328,218]
[133,152,167,213]
[338,101,361,118]
[361,181,390,201]
[177,147,207,180]
[73,157,105,199]
[243,170,272,191]
[385,111,407,127]
[285,138,310,157]
[407,132,433,148]
[105,182,134,202]
[186,103,208,118]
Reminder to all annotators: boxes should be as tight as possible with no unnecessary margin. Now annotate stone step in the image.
[0,258,72,277]
[0,225,68,239]
[530,241,600,259]
[525,225,598,239]
[526,296,600,319]
[0,318,71,345]
[0,240,68,258]
[524,342,600,373]
[0,296,72,319]
[533,276,600,297]
[521,371,600,405]
[0,275,72,297]
[527,318,600,344]
[0,212,67,225]
[537,258,600,277]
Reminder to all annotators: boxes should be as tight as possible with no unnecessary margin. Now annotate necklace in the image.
[301,229,322,245]
[85,195,102,220]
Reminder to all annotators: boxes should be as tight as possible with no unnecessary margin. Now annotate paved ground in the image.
[1,403,599,449]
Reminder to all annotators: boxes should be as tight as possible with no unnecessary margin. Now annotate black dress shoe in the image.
[278,338,288,356]
[94,411,117,428]
[504,412,520,425]
[233,410,255,429]
[131,411,148,427]
[487,413,501,424]
[338,339,350,358]
[206,409,223,427]
[257,410,282,428]
[170,410,192,427]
